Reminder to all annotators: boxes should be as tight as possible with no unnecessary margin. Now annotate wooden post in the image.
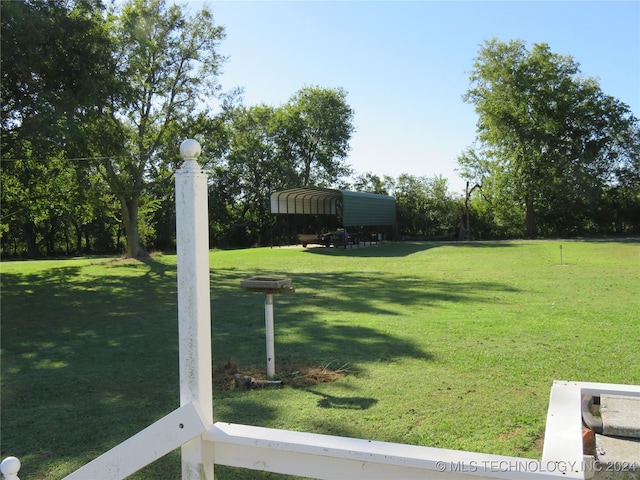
[176,139,214,479]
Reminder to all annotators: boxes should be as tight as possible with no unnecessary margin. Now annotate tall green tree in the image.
[1,0,117,257]
[222,104,294,245]
[461,38,640,237]
[273,86,355,187]
[92,0,225,257]
[1,0,116,153]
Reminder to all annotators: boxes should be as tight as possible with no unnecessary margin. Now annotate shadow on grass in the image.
[1,250,521,479]
[306,389,378,410]
[0,259,181,478]
[302,240,521,257]
[212,266,520,365]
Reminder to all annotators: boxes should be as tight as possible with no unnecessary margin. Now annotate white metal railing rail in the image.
[4,376,637,480]
[206,421,579,480]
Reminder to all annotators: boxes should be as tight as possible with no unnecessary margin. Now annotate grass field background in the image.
[1,240,639,479]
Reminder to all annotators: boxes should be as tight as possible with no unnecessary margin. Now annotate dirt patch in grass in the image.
[103,257,142,264]
[213,359,349,390]
[498,427,527,440]
[498,427,546,455]
[97,251,164,265]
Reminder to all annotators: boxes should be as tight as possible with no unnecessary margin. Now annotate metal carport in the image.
[270,187,396,227]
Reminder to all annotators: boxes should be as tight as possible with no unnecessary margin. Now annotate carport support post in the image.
[175,139,214,480]
[265,293,276,378]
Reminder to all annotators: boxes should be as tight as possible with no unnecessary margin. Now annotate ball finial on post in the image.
[1,456,21,480]
[180,139,201,159]
[179,139,202,173]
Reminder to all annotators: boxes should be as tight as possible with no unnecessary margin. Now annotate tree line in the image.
[2,1,638,258]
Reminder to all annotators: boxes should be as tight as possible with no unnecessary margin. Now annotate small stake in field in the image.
[560,244,563,266]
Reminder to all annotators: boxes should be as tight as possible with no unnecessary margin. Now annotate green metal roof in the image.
[270,187,396,227]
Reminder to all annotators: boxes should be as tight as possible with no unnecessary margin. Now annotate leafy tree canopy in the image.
[460,38,640,236]
[1,0,118,256]
[273,86,355,187]
[92,0,226,257]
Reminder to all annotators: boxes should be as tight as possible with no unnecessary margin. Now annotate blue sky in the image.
[203,1,639,194]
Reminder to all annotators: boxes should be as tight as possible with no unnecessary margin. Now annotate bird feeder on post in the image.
[240,277,294,378]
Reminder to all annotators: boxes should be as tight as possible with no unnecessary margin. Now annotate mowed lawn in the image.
[1,240,639,479]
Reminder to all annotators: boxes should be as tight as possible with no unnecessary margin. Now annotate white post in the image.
[176,139,214,480]
[265,293,275,377]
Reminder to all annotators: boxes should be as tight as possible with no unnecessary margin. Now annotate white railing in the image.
[205,380,639,480]
[5,140,638,480]
[207,420,575,480]
[55,380,639,480]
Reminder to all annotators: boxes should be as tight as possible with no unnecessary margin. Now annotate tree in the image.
[92,0,225,257]
[461,38,640,237]
[392,174,458,239]
[206,87,355,247]
[1,0,116,152]
[1,0,117,257]
[351,171,391,194]
[273,86,355,187]
[457,145,525,238]
[222,104,295,246]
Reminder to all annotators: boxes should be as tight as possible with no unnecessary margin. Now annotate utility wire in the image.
[0,155,135,163]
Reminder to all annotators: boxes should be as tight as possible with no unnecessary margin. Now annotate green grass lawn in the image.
[1,240,639,479]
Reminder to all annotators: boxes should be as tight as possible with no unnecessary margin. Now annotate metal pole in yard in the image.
[175,139,214,480]
[265,293,276,378]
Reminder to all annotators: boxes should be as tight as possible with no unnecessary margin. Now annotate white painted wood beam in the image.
[64,402,208,480]
[205,422,578,479]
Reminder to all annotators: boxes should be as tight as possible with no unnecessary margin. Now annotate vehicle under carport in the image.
[270,187,397,247]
